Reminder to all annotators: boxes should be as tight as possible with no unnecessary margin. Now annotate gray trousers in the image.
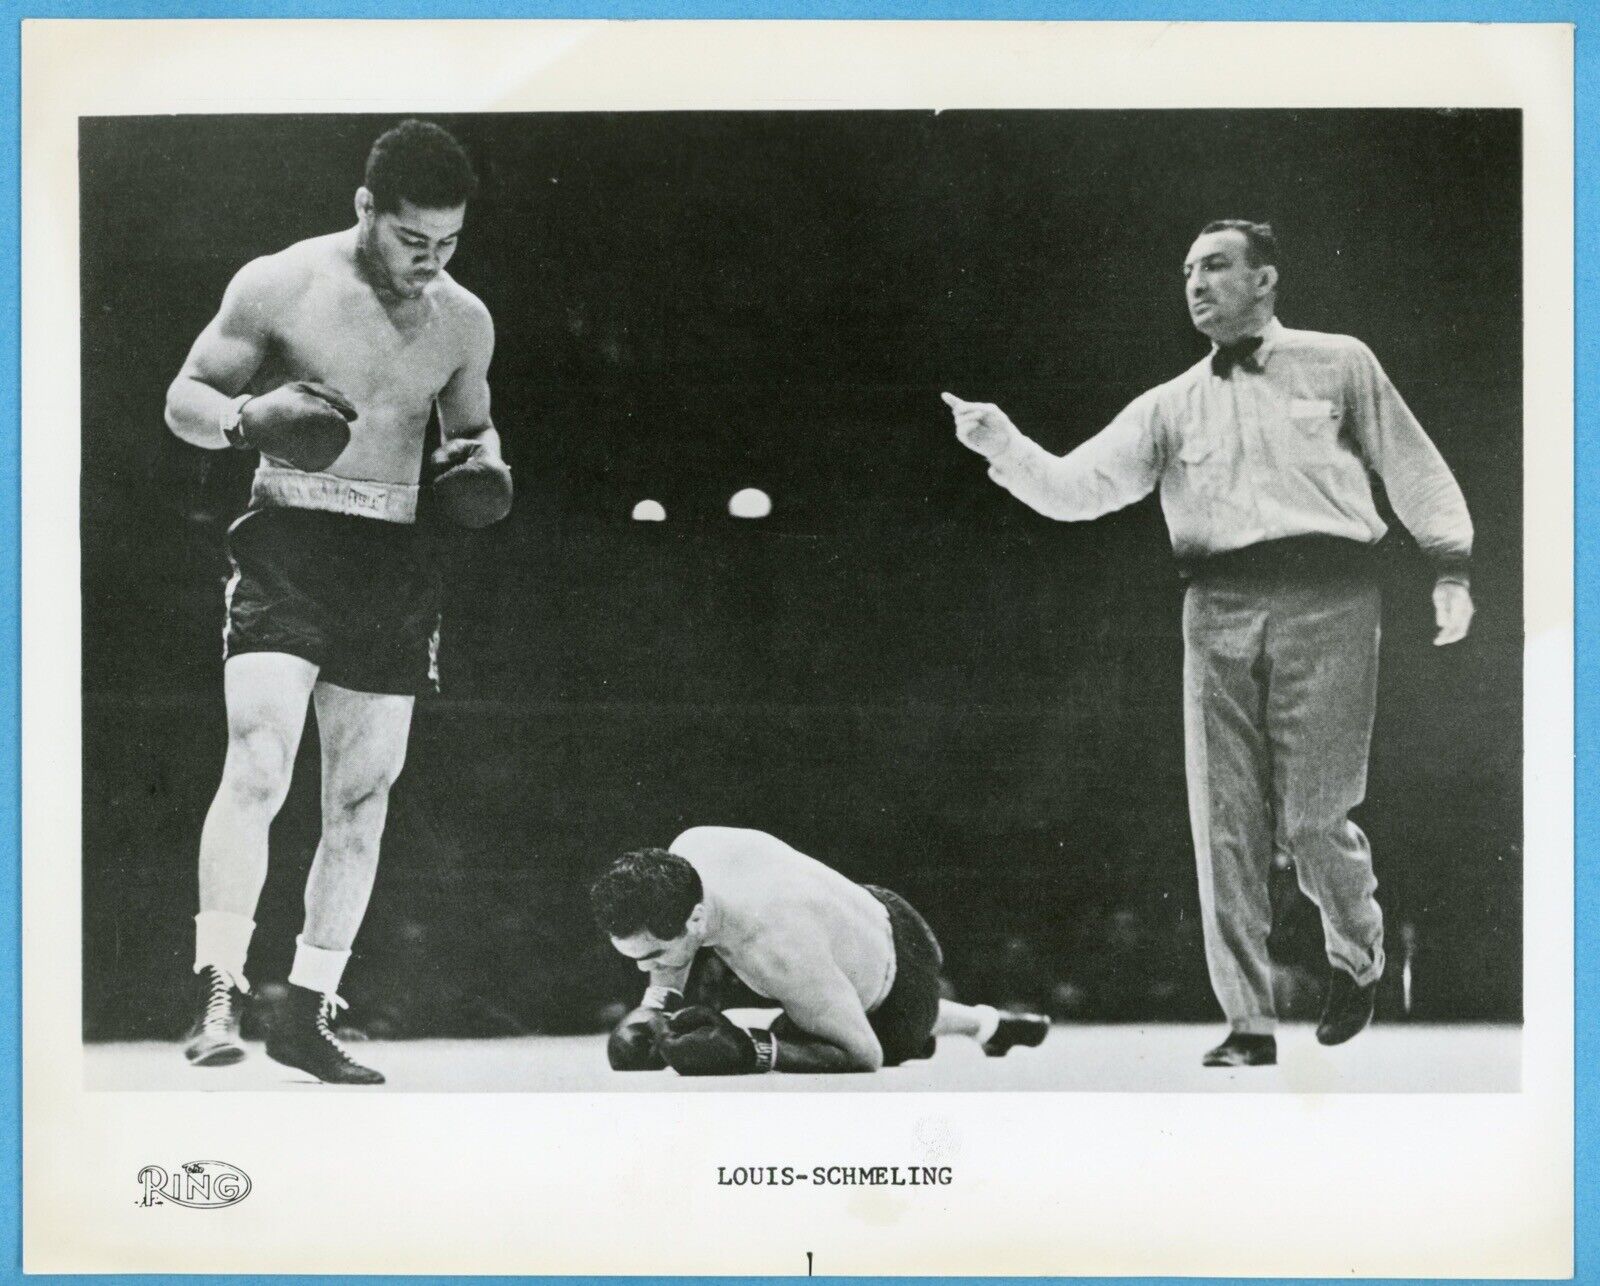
[1182,574,1386,1034]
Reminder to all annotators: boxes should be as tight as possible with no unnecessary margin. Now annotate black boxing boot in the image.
[184,965,247,1067]
[264,983,385,1085]
[982,1012,1050,1057]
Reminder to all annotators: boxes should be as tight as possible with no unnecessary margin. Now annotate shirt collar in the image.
[1253,316,1284,365]
[1209,316,1283,367]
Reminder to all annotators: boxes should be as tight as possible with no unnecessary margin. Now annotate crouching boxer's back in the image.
[669,826,896,1019]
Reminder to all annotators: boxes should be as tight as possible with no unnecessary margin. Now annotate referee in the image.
[943,220,1474,1068]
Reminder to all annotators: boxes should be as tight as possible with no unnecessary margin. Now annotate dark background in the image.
[81,110,1522,1040]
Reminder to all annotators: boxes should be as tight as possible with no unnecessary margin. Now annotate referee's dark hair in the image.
[1200,219,1279,269]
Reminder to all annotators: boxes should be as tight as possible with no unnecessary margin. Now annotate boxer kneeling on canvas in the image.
[591,826,1049,1075]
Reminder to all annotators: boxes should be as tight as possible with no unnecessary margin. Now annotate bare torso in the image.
[250,232,482,484]
[669,826,895,1014]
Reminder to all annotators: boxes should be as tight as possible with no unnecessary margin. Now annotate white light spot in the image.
[631,499,666,522]
[728,487,772,519]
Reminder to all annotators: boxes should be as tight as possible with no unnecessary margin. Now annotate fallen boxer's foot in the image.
[982,1012,1050,1057]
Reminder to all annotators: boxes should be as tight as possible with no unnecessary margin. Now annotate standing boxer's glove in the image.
[606,987,685,1071]
[429,437,514,528]
[659,1005,777,1076]
[226,382,357,473]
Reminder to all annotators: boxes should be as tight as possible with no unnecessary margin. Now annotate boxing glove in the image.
[659,1005,776,1076]
[228,382,356,473]
[430,437,513,528]
[606,988,685,1071]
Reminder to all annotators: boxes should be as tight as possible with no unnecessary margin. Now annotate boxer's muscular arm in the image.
[761,948,884,1073]
[165,256,280,449]
[436,294,502,461]
[428,296,512,526]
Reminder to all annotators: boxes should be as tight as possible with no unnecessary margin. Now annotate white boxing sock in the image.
[193,911,255,993]
[288,935,352,998]
[972,1004,1000,1046]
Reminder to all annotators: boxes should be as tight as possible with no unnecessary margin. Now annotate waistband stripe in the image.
[251,466,419,524]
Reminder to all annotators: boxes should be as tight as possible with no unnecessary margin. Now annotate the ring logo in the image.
[137,1161,252,1209]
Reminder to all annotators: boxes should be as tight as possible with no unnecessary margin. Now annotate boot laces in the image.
[311,994,359,1063]
[200,966,240,1033]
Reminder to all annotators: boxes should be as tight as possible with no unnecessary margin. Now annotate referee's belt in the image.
[250,465,419,524]
[1178,535,1382,583]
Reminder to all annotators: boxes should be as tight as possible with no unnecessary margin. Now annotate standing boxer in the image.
[591,826,1049,1075]
[943,220,1474,1067]
[165,120,512,1083]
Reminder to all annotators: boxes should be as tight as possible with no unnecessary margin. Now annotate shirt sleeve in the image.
[982,388,1168,522]
[1344,341,1474,581]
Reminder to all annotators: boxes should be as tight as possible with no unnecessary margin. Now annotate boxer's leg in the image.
[300,681,414,954]
[187,653,317,1067]
[933,1001,988,1038]
[933,1001,1050,1057]
[264,680,412,1085]
[198,653,319,924]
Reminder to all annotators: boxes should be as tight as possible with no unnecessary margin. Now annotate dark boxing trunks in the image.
[223,506,443,696]
[861,885,944,1066]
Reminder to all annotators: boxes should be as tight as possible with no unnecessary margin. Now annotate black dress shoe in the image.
[1316,967,1379,1046]
[1202,1031,1277,1067]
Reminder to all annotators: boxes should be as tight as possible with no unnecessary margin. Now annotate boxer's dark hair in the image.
[1200,219,1279,268]
[590,848,704,939]
[365,120,478,214]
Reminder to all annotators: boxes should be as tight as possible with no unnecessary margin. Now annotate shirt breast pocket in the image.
[1177,432,1225,494]
[1289,396,1343,445]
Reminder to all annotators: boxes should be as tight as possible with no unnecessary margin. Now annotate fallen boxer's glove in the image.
[606,988,685,1072]
[429,437,513,528]
[659,1004,776,1076]
[228,382,356,473]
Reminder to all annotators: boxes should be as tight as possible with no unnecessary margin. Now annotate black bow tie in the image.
[1211,336,1264,379]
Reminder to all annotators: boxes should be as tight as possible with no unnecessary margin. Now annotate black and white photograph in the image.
[23,19,1573,1277]
[79,104,1522,1092]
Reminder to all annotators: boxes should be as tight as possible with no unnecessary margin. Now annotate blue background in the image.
[1,0,1590,1282]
